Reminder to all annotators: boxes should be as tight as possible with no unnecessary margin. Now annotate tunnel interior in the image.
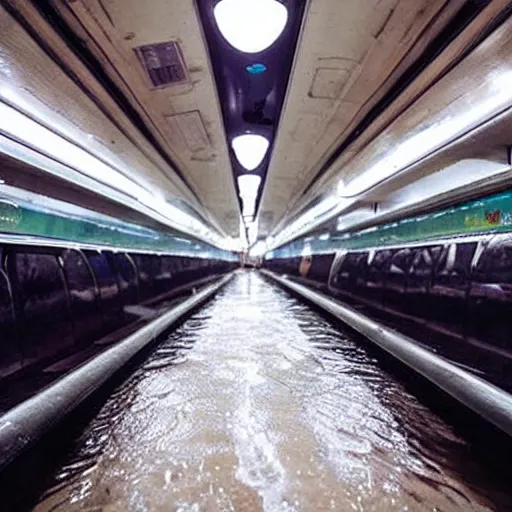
[1,0,512,510]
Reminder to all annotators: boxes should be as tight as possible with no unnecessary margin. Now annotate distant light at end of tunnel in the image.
[237,174,261,198]
[232,134,269,171]
[214,0,288,54]
[238,174,261,218]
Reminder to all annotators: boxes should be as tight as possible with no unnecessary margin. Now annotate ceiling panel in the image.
[258,0,465,236]
[50,0,240,235]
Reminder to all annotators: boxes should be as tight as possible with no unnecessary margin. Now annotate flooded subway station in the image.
[30,272,512,512]
[2,0,512,510]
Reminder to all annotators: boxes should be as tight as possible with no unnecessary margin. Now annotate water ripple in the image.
[35,271,511,511]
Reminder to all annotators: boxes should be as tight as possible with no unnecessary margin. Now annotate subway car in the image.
[2,0,512,508]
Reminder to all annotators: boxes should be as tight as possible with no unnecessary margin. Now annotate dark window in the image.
[383,248,414,311]
[308,254,335,285]
[330,251,368,302]
[410,246,442,280]
[425,241,476,340]
[131,254,163,300]
[474,236,512,283]
[0,269,19,376]
[358,249,393,306]
[110,253,139,306]
[405,245,442,319]
[435,242,476,288]
[469,235,512,351]
[61,249,102,346]
[8,251,73,362]
[85,251,122,331]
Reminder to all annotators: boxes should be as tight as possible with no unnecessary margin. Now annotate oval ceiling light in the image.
[237,174,261,198]
[214,0,288,54]
[232,134,269,171]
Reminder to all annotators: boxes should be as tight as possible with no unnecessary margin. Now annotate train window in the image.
[308,254,335,284]
[8,251,73,362]
[85,251,122,331]
[61,249,102,346]
[110,253,139,306]
[410,246,442,278]
[383,248,414,311]
[469,235,512,351]
[0,269,20,376]
[340,252,366,276]
[435,242,477,286]
[131,254,159,300]
[474,235,512,282]
[0,270,13,325]
[425,242,477,341]
[388,248,414,276]
[369,250,393,274]
[156,256,174,295]
[330,251,367,302]
[405,245,443,320]
[356,249,392,308]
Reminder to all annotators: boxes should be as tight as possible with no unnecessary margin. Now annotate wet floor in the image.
[35,271,512,511]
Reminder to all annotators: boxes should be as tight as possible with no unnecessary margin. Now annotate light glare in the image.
[214,0,288,54]
[238,174,261,198]
[232,134,269,171]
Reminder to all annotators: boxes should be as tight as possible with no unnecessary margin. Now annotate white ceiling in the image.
[1,0,511,248]
[258,0,471,237]
[0,0,240,239]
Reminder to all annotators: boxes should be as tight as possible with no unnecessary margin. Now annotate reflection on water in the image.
[36,271,511,511]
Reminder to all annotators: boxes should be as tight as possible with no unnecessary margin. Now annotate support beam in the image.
[0,272,233,470]
[261,269,512,437]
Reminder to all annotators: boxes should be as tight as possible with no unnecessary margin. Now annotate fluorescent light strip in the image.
[0,102,227,247]
[0,102,144,199]
[237,174,261,198]
[341,69,512,197]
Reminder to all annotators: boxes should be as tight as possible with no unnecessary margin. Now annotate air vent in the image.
[135,41,188,88]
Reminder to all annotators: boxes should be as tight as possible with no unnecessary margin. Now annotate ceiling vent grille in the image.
[135,41,188,88]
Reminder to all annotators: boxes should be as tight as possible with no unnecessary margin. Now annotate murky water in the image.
[35,271,511,511]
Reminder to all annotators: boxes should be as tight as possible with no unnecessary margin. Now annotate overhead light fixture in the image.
[247,219,258,245]
[232,134,269,171]
[238,174,261,198]
[214,0,288,54]
[0,102,228,247]
[340,68,512,197]
[249,240,266,257]
[242,197,256,218]
[0,102,144,199]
